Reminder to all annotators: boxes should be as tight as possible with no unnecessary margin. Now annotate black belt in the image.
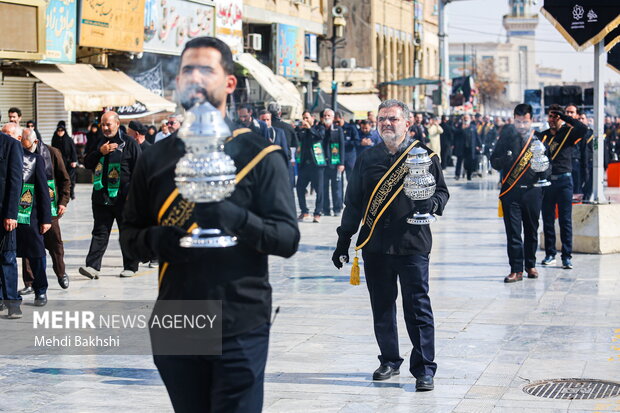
[550,172,571,180]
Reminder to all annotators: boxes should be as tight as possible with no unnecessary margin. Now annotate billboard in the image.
[79,0,146,52]
[215,0,242,55]
[143,0,215,55]
[42,0,76,63]
[274,23,304,79]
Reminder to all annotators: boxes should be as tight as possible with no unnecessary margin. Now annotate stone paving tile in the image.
[0,177,618,411]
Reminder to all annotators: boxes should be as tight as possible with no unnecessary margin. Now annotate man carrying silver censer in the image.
[331,100,449,390]
[491,103,550,284]
[121,37,299,412]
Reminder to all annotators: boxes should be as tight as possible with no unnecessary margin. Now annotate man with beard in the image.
[538,104,587,269]
[491,104,549,283]
[2,124,51,306]
[120,36,299,412]
[331,99,449,390]
[19,127,71,294]
[79,111,141,279]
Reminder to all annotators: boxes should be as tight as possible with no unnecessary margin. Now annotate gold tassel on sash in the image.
[350,252,360,285]
[498,200,504,218]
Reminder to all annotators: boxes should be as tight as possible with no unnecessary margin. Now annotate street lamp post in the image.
[330,2,347,112]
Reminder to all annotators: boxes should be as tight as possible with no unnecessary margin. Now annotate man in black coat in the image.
[20,128,71,293]
[79,111,141,279]
[296,111,327,222]
[0,122,24,318]
[51,122,78,199]
[491,104,549,283]
[332,99,449,391]
[120,36,299,413]
[318,109,346,216]
[14,128,52,306]
[335,111,360,181]
[268,101,299,187]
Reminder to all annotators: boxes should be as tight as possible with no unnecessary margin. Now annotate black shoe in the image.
[34,294,48,307]
[372,364,399,381]
[7,306,22,319]
[416,375,434,391]
[18,286,34,296]
[58,274,69,289]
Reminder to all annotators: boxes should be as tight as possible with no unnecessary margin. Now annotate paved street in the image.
[1,169,619,413]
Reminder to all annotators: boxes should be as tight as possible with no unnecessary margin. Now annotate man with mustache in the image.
[120,36,299,412]
[331,99,449,390]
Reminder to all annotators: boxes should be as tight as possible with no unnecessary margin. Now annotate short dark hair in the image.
[360,119,371,126]
[548,103,563,113]
[302,110,312,117]
[258,109,270,117]
[334,111,344,119]
[565,103,580,114]
[237,103,254,113]
[180,36,234,75]
[26,119,35,127]
[514,103,533,117]
[8,107,21,117]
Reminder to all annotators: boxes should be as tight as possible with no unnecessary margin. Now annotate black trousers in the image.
[296,164,324,216]
[571,158,582,195]
[362,251,436,378]
[322,167,343,215]
[68,167,76,199]
[23,216,64,285]
[85,202,139,272]
[154,323,270,413]
[542,175,573,260]
[500,187,542,273]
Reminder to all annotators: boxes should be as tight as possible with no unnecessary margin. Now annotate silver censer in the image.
[530,138,551,187]
[403,147,437,225]
[175,102,238,248]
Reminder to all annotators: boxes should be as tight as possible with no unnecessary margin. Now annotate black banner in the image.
[609,43,620,75]
[542,1,620,51]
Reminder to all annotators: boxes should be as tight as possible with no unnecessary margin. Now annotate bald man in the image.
[80,111,141,279]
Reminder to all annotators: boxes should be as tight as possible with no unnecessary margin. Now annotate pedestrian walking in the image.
[51,121,78,199]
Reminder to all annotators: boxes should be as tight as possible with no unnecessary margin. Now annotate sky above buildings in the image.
[446,0,617,83]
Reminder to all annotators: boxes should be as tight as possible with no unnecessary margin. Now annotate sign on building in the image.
[79,0,146,52]
[215,0,242,55]
[143,0,215,55]
[42,0,77,63]
[273,23,304,79]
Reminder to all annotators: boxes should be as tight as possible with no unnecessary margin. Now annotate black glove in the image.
[147,226,192,263]
[414,198,435,214]
[193,200,248,235]
[331,238,351,269]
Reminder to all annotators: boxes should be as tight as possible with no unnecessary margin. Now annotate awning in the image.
[379,77,440,87]
[26,64,135,111]
[97,70,176,114]
[235,53,303,119]
[337,93,382,119]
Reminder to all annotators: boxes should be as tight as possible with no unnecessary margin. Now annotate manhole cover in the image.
[523,379,620,400]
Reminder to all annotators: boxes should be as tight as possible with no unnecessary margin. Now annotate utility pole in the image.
[330,1,347,112]
[438,0,450,115]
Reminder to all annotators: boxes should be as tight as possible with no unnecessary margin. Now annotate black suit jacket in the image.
[0,133,23,221]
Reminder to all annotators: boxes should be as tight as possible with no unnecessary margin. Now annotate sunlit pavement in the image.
[1,169,619,412]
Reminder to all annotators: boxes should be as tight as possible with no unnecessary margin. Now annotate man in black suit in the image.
[0,121,24,318]
[268,102,299,188]
[258,110,290,160]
